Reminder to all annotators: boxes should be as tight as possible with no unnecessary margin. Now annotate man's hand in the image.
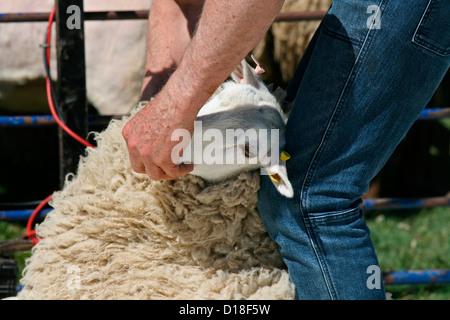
[122,93,195,180]
[122,0,284,181]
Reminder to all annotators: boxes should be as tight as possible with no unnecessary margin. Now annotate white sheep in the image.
[14,59,295,300]
[179,58,293,198]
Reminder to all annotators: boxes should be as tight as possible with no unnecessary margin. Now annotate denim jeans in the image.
[258,0,449,299]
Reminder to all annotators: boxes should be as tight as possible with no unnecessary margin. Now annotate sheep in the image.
[253,0,332,85]
[179,58,293,198]
[14,59,295,300]
[0,0,151,115]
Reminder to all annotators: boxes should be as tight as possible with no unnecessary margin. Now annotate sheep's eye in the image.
[244,145,250,157]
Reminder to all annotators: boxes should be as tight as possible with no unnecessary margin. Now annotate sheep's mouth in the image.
[269,173,281,183]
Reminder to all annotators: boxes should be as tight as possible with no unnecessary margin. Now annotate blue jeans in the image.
[258,0,449,299]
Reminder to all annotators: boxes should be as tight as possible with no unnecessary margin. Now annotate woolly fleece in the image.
[17,102,295,300]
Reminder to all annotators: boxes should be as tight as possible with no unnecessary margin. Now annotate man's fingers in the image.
[128,150,147,174]
[153,162,194,181]
[126,145,192,180]
[167,162,194,178]
[145,164,171,180]
[122,114,194,181]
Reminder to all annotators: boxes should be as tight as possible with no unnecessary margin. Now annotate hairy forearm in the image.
[123,0,284,180]
[163,0,285,115]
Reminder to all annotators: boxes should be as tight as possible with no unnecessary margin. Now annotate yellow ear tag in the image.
[280,151,291,162]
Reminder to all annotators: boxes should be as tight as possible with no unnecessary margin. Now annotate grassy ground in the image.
[0,220,31,285]
[365,206,450,300]
[1,206,448,300]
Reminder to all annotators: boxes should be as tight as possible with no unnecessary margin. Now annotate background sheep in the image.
[15,62,296,300]
[0,0,325,115]
[0,0,151,115]
[253,0,332,86]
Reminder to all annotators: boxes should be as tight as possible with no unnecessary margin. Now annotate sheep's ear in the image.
[261,161,294,198]
[231,58,265,89]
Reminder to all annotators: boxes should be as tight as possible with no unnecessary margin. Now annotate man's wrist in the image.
[162,63,217,118]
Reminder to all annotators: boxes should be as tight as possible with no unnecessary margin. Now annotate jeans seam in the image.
[412,0,449,57]
[322,23,363,47]
[300,216,337,299]
[307,206,360,221]
[300,0,387,213]
[298,0,386,299]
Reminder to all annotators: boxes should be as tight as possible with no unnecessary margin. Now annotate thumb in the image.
[162,162,194,180]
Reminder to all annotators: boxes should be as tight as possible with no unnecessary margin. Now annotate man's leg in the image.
[258,0,449,299]
[140,0,204,100]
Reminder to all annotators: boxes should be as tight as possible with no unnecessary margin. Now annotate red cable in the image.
[24,194,53,246]
[45,7,95,149]
[25,7,95,246]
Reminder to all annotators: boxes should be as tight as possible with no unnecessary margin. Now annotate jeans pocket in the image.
[412,0,450,56]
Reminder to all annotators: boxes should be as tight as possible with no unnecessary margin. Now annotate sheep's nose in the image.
[268,151,291,182]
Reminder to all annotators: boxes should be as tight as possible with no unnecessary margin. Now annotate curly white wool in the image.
[16,100,295,300]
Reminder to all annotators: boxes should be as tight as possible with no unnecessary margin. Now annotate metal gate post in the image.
[55,0,88,188]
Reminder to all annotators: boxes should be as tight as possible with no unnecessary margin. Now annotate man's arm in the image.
[122,0,285,180]
[140,0,204,100]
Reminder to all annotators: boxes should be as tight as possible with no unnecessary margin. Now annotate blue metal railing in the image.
[0,114,120,127]
[417,107,450,120]
[1,196,448,223]
[362,197,450,211]
[1,108,449,128]
[0,208,51,222]
[383,269,450,285]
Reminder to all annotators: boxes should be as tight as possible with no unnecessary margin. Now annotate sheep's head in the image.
[175,58,294,198]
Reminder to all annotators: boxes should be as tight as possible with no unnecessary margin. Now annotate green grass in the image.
[1,206,449,300]
[0,221,31,281]
[365,206,450,300]
[0,184,7,195]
